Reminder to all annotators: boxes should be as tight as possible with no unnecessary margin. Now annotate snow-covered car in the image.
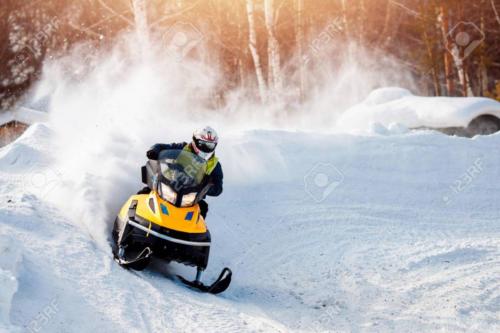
[337,87,500,136]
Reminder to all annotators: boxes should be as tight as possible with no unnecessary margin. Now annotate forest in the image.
[1,0,499,110]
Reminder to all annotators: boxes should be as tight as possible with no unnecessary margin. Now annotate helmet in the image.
[191,126,218,160]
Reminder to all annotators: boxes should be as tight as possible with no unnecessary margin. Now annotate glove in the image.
[146,149,159,160]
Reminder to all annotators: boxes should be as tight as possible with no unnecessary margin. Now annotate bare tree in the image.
[357,0,366,41]
[419,2,441,95]
[131,0,149,51]
[246,0,267,102]
[340,0,349,38]
[478,0,489,95]
[379,0,397,48]
[296,0,305,102]
[264,0,282,98]
[491,0,500,26]
[438,3,455,96]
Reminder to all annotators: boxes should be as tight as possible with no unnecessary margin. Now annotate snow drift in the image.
[337,87,500,133]
[0,237,21,332]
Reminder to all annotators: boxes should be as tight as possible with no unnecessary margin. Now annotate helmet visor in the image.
[194,138,217,153]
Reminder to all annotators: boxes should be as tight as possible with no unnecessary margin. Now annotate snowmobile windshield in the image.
[158,149,208,190]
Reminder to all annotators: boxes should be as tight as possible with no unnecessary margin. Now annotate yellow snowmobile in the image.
[112,149,231,294]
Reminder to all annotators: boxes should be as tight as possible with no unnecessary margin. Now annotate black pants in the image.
[199,200,209,219]
[137,187,151,195]
[138,187,209,219]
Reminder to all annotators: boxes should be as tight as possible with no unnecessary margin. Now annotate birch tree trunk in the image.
[491,0,500,27]
[451,2,473,97]
[246,0,267,103]
[450,52,473,96]
[357,0,366,42]
[479,0,488,95]
[340,0,349,38]
[419,2,440,95]
[236,3,246,90]
[438,4,454,96]
[131,0,149,51]
[380,0,393,47]
[264,0,282,99]
[423,31,441,96]
[296,0,305,102]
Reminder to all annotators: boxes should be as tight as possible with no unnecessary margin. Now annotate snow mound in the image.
[364,87,413,105]
[337,87,500,133]
[0,107,47,127]
[0,143,41,172]
[0,237,22,332]
[0,124,55,202]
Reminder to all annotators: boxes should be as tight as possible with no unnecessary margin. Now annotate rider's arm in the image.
[207,163,223,197]
[147,142,187,160]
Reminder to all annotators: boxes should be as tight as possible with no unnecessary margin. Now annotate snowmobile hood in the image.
[118,193,207,234]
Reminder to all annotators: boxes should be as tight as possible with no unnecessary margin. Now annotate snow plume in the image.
[38,34,222,247]
[298,43,418,129]
[32,29,416,248]
[217,43,418,132]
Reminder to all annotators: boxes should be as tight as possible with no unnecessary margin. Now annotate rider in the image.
[145,126,223,219]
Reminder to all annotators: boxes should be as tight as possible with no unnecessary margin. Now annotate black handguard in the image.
[146,149,159,160]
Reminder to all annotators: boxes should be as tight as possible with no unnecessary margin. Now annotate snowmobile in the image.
[112,149,232,294]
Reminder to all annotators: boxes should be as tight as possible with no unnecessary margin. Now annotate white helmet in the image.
[191,126,219,160]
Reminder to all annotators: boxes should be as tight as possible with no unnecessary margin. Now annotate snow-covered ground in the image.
[1,118,499,332]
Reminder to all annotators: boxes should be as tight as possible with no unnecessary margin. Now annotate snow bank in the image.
[0,268,18,332]
[0,107,47,127]
[336,87,500,133]
[0,237,22,332]
[364,87,413,105]
[0,124,52,172]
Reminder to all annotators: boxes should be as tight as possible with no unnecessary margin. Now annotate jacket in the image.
[147,142,223,197]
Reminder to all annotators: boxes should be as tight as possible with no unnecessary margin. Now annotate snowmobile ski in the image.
[114,247,152,270]
[177,267,232,294]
